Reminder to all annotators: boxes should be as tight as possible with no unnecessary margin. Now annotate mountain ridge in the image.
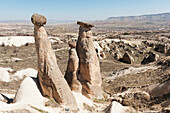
[0,20,76,24]
[107,12,170,21]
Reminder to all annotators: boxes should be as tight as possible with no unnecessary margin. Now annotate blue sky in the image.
[0,0,170,20]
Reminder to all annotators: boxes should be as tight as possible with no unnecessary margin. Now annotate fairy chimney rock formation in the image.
[31,14,47,26]
[31,14,77,109]
[65,41,82,92]
[76,21,103,99]
[68,40,76,48]
[77,21,94,28]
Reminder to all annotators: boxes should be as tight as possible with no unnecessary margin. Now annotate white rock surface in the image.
[14,77,47,106]
[0,58,23,63]
[0,101,22,111]
[0,67,10,82]
[0,93,15,102]
[0,36,35,47]
[13,68,37,80]
[0,36,62,47]
[0,75,97,112]
[94,41,105,59]
[72,91,93,113]
[3,67,14,73]
[0,91,94,113]
[109,101,134,113]
[3,78,94,112]
[49,37,63,44]
[0,79,105,113]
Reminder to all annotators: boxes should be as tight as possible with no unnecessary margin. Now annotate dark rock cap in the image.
[31,13,47,26]
[68,41,76,48]
[77,21,94,28]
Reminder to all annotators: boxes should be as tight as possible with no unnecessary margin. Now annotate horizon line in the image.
[0,11,170,22]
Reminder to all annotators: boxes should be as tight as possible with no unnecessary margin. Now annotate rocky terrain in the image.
[0,13,169,113]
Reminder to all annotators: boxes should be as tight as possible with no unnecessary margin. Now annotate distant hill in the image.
[107,12,170,21]
[0,20,76,24]
[0,20,31,23]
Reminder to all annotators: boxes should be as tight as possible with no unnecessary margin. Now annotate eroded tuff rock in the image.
[141,51,159,64]
[76,21,103,99]
[14,77,46,106]
[94,41,106,59]
[149,80,170,98]
[110,88,150,110]
[105,101,136,113]
[148,79,170,108]
[31,13,47,26]
[65,41,82,92]
[122,51,134,64]
[167,49,170,56]
[114,49,122,60]
[155,43,169,54]
[31,14,77,109]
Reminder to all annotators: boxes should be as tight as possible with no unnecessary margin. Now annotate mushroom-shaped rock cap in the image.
[77,21,94,28]
[68,41,76,48]
[31,13,47,26]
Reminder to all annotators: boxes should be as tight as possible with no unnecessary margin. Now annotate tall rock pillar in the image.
[31,14,77,109]
[65,41,82,92]
[76,21,103,99]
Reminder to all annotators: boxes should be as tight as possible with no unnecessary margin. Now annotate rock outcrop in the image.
[167,49,170,56]
[141,51,159,64]
[31,14,77,109]
[13,68,37,80]
[93,41,106,59]
[148,79,170,108]
[122,51,134,64]
[149,80,170,98]
[105,101,136,113]
[14,77,46,106]
[114,49,122,60]
[65,41,82,92]
[110,88,150,109]
[76,21,103,99]
[155,43,169,54]
[0,67,10,82]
